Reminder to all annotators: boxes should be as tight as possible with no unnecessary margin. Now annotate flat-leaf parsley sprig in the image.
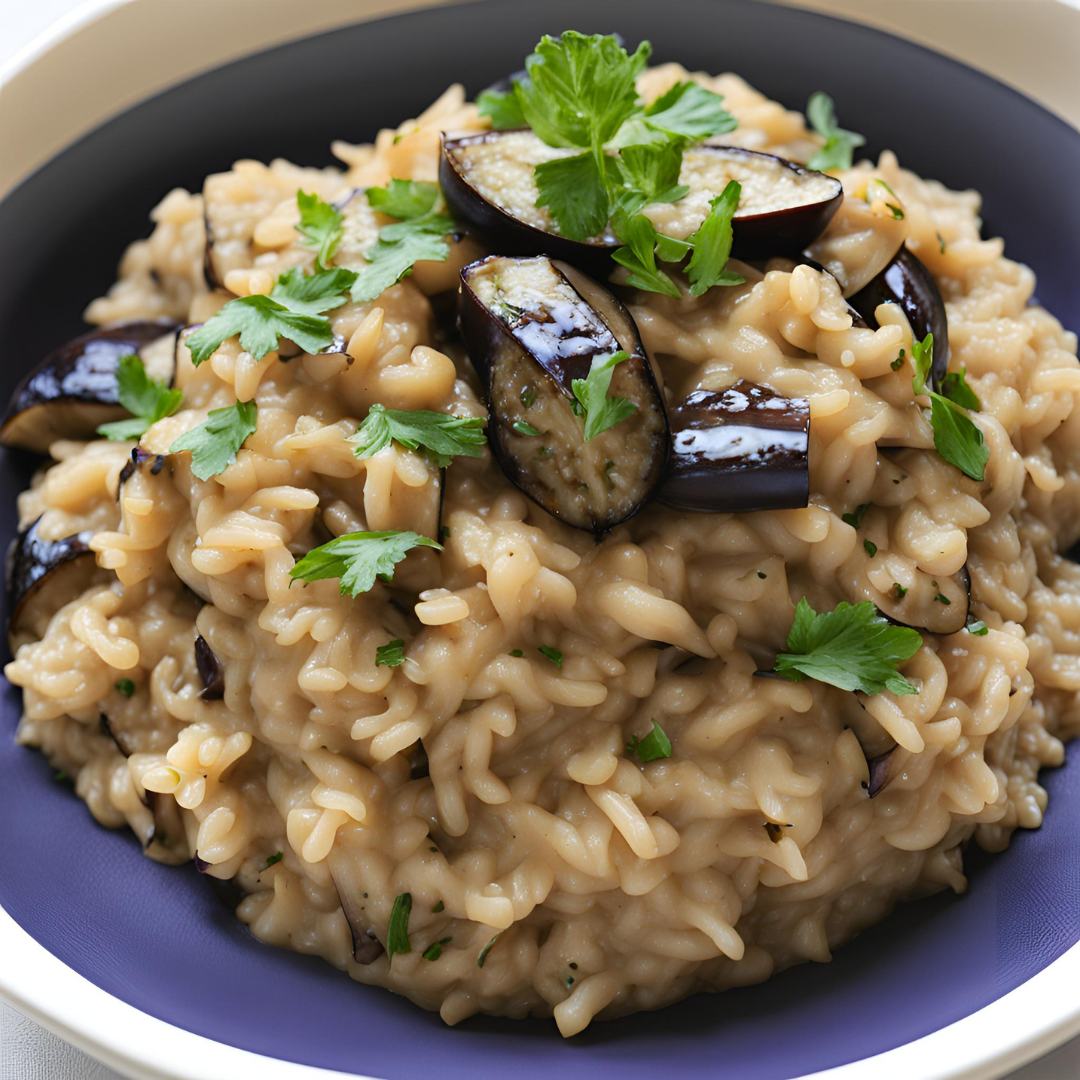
[477,32,742,296]
[910,333,989,482]
[290,530,442,598]
[97,354,183,441]
[570,351,637,440]
[806,91,866,172]
[773,598,923,696]
[352,404,487,468]
[169,400,258,481]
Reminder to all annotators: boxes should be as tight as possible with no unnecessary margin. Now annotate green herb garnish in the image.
[432,900,445,913]
[939,367,982,411]
[353,403,486,468]
[570,351,637,441]
[891,350,906,372]
[806,91,866,172]
[864,539,878,557]
[423,937,452,961]
[296,190,344,269]
[893,583,908,599]
[684,181,746,296]
[911,334,989,482]
[512,420,541,437]
[351,180,453,303]
[387,892,412,958]
[169,399,258,481]
[97,354,183,441]
[265,851,284,868]
[115,678,136,698]
[477,932,502,968]
[842,503,870,529]
[375,639,405,667]
[966,619,989,636]
[537,645,563,667]
[774,598,922,696]
[477,87,526,129]
[509,649,523,658]
[186,267,356,364]
[290,531,442,598]
[626,720,672,762]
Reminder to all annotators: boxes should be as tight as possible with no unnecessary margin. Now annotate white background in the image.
[0,0,1078,1077]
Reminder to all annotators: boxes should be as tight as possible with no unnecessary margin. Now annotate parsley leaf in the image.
[477,87,526,129]
[966,619,989,636]
[616,142,689,210]
[368,179,441,220]
[515,32,650,151]
[806,91,866,172]
[616,81,736,146]
[350,181,453,303]
[571,352,637,441]
[864,539,878,557]
[97,353,183,441]
[611,212,681,298]
[939,367,982,411]
[186,266,355,364]
[774,598,922,696]
[265,851,283,868]
[353,403,487,468]
[842,503,870,529]
[115,678,136,698]
[296,190,344,269]
[685,180,746,296]
[169,399,257,481]
[535,151,615,242]
[626,721,672,762]
[537,645,563,667]
[375,639,405,667]
[290,531,442,598]
[911,334,989,482]
[423,936,452,961]
[387,892,412,958]
[477,932,502,968]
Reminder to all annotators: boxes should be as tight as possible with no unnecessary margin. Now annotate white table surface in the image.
[0,1,1078,1077]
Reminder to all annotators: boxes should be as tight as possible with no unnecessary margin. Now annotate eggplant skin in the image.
[195,634,225,700]
[459,255,668,533]
[848,248,950,386]
[442,134,842,273]
[659,382,810,514]
[6,518,100,653]
[0,320,179,454]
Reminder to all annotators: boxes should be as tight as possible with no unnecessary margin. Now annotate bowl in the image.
[1,1,1079,1078]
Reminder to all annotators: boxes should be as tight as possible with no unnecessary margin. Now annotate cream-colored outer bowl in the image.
[0,3,1078,1079]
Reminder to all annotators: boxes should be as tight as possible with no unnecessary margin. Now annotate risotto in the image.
[5,34,1080,1039]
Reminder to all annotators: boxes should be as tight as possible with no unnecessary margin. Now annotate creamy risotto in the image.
[6,38,1080,1040]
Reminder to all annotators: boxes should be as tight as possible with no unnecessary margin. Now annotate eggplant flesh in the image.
[0,321,178,454]
[459,255,668,532]
[847,247,950,387]
[658,383,810,513]
[6,519,102,653]
[442,133,842,270]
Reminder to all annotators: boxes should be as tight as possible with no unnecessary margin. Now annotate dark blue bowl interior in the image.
[1,2,1079,1078]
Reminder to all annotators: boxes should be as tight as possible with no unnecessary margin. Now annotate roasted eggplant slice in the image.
[442,134,842,270]
[0,321,178,453]
[328,847,385,965]
[865,747,898,798]
[848,247,950,387]
[459,255,667,532]
[195,634,225,700]
[6,519,103,652]
[658,383,810,513]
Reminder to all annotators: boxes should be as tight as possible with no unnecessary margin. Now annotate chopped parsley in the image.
[841,503,870,529]
[265,851,284,868]
[911,333,989,482]
[508,649,523,658]
[351,180,453,303]
[54,771,70,783]
[114,678,136,698]
[537,645,563,667]
[966,619,989,636]
[571,351,637,441]
[520,387,536,408]
[423,937,452,961]
[97,354,183,441]
[864,539,878,557]
[168,399,257,481]
[893,583,908,599]
[806,91,866,172]
[626,720,672,762]
[186,266,356,364]
[774,598,922,696]
[352,403,486,468]
[290,531,442,598]
[375,639,405,667]
[891,350,906,372]
[477,932,502,968]
[512,420,541,437]
[387,892,412,958]
[937,231,947,254]
[296,190,344,269]
[432,900,445,913]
